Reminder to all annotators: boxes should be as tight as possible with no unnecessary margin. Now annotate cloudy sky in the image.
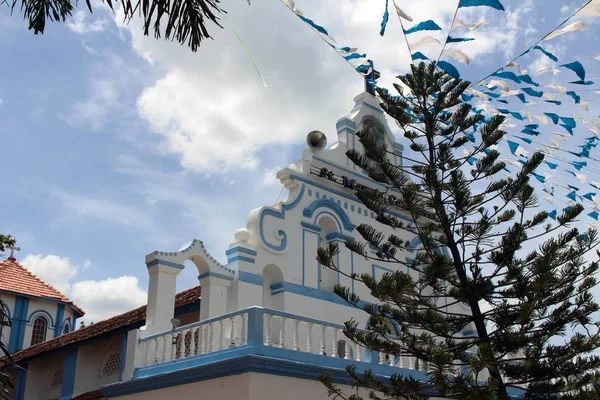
[0,0,597,323]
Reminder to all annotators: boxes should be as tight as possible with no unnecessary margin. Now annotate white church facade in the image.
[5,87,470,399]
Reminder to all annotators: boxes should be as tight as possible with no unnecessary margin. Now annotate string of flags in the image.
[278,0,600,225]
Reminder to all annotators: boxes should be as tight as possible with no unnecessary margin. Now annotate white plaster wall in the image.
[72,336,123,397]
[111,372,447,400]
[23,353,64,400]
[0,293,15,349]
[23,298,59,349]
[116,371,251,400]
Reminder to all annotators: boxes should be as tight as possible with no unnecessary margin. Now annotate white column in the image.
[144,263,183,335]
[199,274,233,320]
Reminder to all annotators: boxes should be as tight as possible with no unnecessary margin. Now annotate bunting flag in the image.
[544,21,587,41]
[278,0,600,223]
[454,19,489,31]
[404,20,442,35]
[458,0,505,11]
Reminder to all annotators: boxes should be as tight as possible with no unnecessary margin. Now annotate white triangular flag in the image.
[445,49,470,65]
[539,67,561,74]
[544,21,587,41]
[410,36,441,50]
[454,19,489,31]
[577,0,600,17]
[393,0,413,22]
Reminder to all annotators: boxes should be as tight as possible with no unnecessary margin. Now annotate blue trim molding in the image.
[8,296,29,353]
[270,282,285,295]
[59,348,78,400]
[119,333,128,381]
[15,363,28,400]
[288,174,417,226]
[336,117,357,129]
[225,247,257,257]
[357,101,384,114]
[238,271,264,286]
[325,232,355,242]
[198,272,234,282]
[227,255,255,264]
[300,221,322,232]
[54,304,65,338]
[259,184,306,252]
[146,259,185,269]
[303,199,356,232]
[372,264,394,279]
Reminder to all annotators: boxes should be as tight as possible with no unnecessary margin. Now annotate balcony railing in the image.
[135,307,432,373]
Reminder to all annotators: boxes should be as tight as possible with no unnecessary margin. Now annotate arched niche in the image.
[317,215,341,292]
[262,264,284,311]
[144,239,234,333]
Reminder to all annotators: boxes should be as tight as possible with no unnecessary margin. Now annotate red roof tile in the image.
[6,285,201,364]
[0,258,85,315]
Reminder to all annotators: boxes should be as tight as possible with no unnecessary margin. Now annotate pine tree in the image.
[317,62,600,400]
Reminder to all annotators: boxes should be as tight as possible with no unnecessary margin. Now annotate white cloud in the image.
[66,10,108,34]
[111,0,540,176]
[60,78,118,131]
[49,188,153,229]
[71,276,147,323]
[22,252,147,324]
[261,166,282,187]
[21,254,78,294]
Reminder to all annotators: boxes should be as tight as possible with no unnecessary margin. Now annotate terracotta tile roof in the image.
[7,285,201,364]
[0,258,85,315]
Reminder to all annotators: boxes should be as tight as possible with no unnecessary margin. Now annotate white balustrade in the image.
[138,310,249,368]
[137,307,432,377]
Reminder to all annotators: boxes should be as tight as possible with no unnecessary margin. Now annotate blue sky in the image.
[0,0,598,322]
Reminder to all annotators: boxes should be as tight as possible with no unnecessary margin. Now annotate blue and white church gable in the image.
[139,87,419,339]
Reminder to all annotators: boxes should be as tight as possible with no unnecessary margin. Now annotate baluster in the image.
[192,328,198,356]
[208,324,214,352]
[355,345,361,362]
[145,340,152,366]
[220,320,225,350]
[265,315,272,346]
[378,352,385,365]
[408,356,415,370]
[319,325,326,355]
[163,333,171,363]
[181,331,188,359]
[199,326,206,354]
[396,356,404,368]
[230,317,236,347]
[278,317,286,349]
[241,313,248,346]
[389,354,395,367]
[293,320,299,351]
[332,328,338,358]
[154,337,161,364]
[306,323,313,353]
[422,360,429,372]
[344,341,351,360]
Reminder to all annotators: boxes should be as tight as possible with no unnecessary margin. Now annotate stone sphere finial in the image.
[234,228,251,243]
[306,130,327,152]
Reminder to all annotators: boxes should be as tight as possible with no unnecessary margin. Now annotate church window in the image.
[47,368,63,390]
[100,352,121,377]
[62,323,70,335]
[31,316,48,345]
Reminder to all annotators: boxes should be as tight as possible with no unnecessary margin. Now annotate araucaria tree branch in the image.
[317,62,600,400]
